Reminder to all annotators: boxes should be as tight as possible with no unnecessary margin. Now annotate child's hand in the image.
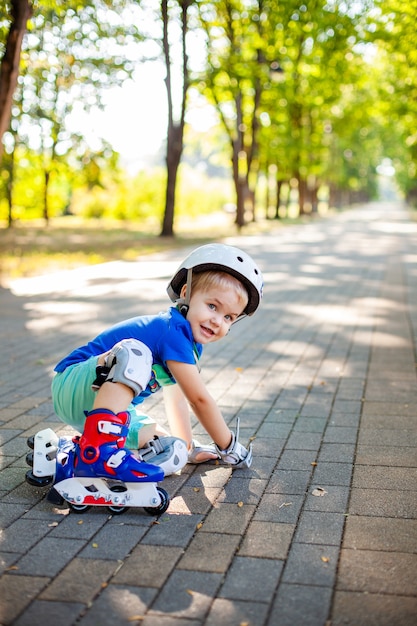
[215,418,253,468]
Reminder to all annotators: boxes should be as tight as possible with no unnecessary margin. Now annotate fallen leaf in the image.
[92,543,99,548]
[312,487,327,497]
[128,616,144,622]
[48,522,59,527]
[77,520,83,525]
[237,501,244,508]
[196,522,203,530]
[6,565,19,571]
[321,556,330,563]
[186,589,194,596]
[193,487,200,492]
[311,462,317,467]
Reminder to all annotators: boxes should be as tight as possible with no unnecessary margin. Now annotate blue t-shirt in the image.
[54,306,202,404]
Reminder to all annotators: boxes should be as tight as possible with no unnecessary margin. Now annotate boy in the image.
[51,243,263,481]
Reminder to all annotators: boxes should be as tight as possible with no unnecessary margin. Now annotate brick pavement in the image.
[0,201,416,626]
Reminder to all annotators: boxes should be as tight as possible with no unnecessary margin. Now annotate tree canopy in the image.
[1,0,416,231]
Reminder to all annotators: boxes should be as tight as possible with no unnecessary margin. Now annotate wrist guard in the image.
[215,418,253,468]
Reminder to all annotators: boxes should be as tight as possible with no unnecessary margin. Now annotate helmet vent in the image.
[237,256,243,262]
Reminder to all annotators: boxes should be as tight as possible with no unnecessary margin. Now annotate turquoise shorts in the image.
[51,356,155,449]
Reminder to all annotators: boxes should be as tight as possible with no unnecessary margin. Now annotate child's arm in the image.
[163,383,193,445]
[165,360,232,449]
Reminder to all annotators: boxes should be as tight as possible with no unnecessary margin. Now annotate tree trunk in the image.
[161,125,182,237]
[298,175,307,215]
[43,169,50,224]
[159,0,191,237]
[6,150,14,227]
[275,179,284,219]
[0,0,32,163]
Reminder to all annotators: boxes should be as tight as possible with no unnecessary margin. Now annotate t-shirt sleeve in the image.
[156,311,201,368]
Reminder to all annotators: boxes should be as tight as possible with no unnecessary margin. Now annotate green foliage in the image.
[2,0,417,228]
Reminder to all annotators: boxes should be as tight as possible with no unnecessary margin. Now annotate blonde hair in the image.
[191,271,248,310]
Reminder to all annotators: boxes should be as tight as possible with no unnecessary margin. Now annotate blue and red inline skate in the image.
[25,408,187,515]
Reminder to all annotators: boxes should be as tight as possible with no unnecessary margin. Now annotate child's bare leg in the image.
[138,423,170,447]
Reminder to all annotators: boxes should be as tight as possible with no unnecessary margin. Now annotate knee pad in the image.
[104,339,153,397]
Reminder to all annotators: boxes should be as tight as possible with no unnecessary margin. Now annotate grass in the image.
[0,211,275,286]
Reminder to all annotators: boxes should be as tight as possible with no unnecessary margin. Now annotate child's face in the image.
[184,285,245,344]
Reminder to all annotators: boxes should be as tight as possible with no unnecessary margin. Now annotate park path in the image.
[0,200,416,625]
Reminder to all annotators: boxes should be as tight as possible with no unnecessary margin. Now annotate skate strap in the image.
[138,437,165,461]
[98,421,128,438]
[107,449,128,468]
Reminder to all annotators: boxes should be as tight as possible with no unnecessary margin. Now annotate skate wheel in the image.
[26,451,34,467]
[25,469,54,487]
[107,483,128,515]
[143,487,170,516]
[107,504,128,515]
[27,435,35,449]
[69,502,91,513]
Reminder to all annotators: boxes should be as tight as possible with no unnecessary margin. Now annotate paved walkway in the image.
[0,201,416,626]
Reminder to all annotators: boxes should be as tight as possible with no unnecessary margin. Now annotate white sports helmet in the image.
[167,243,263,318]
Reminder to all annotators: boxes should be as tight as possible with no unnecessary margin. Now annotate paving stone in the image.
[10,536,86,576]
[141,513,203,547]
[286,431,322,451]
[331,591,417,626]
[206,598,269,626]
[352,465,417,490]
[239,521,295,559]
[267,468,312,495]
[177,531,240,573]
[323,426,358,444]
[0,574,49,624]
[329,412,360,427]
[142,617,201,626]
[312,461,353,486]
[337,549,417,595]
[13,600,84,626]
[268,583,333,626]
[358,427,417,447]
[292,416,327,433]
[149,570,222,618]
[77,584,157,626]
[217,477,267,505]
[277,449,318,471]
[79,522,147,560]
[48,510,108,538]
[39,558,118,602]
[254,493,304,523]
[318,443,355,463]
[199,502,256,534]
[219,555,283,602]
[294,511,346,545]
[282,543,339,586]
[349,488,417,518]
[2,518,54,554]
[355,444,417,466]
[304,485,350,513]
[343,516,417,552]
[113,544,183,587]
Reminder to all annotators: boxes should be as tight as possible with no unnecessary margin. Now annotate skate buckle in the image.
[98,421,124,436]
[107,449,127,468]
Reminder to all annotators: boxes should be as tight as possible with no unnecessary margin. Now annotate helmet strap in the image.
[178,268,193,317]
